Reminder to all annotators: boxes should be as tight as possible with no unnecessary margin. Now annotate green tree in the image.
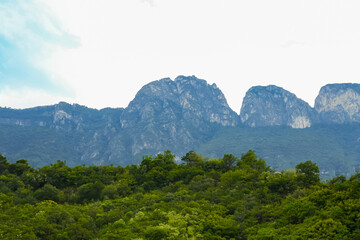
[220,154,238,172]
[39,160,71,189]
[9,159,31,176]
[281,198,317,224]
[34,184,60,202]
[267,171,297,197]
[77,181,104,203]
[238,150,268,172]
[295,160,320,187]
[181,151,204,168]
[305,219,348,239]
[0,154,10,174]
[101,184,118,199]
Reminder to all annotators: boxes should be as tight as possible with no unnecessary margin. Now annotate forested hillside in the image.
[1,151,359,239]
[197,124,360,179]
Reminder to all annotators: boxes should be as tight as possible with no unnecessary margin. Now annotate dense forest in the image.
[0,151,360,239]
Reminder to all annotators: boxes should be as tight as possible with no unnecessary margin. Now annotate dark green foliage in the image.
[0,154,9,174]
[77,181,104,203]
[181,150,204,167]
[281,197,317,224]
[266,171,297,197]
[8,159,32,176]
[220,154,238,172]
[296,160,320,187]
[0,150,360,239]
[238,150,268,172]
[34,184,60,202]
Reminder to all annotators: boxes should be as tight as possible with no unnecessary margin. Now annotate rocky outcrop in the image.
[314,83,360,124]
[240,85,317,128]
[121,76,238,127]
[120,75,239,156]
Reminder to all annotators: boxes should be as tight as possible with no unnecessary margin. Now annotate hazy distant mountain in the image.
[0,102,124,166]
[240,85,318,128]
[0,101,123,130]
[0,76,360,178]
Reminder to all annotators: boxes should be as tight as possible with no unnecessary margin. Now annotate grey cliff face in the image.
[315,83,360,124]
[119,75,238,156]
[240,85,317,128]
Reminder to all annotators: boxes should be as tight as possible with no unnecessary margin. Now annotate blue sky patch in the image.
[0,0,78,96]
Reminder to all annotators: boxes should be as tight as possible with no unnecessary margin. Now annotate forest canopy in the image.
[0,150,359,239]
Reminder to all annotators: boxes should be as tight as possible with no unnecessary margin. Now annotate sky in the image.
[1,0,360,113]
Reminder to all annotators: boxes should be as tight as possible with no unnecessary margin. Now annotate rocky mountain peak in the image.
[119,75,238,157]
[174,75,207,87]
[121,76,238,128]
[315,83,360,124]
[240,85,317,128]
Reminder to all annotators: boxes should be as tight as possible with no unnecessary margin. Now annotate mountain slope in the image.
[196,124,360,179]
[0,102,124,166]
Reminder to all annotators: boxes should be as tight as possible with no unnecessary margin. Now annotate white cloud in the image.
[0,86,75,109]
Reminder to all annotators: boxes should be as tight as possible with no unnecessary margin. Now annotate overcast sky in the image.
[1,0,360,113]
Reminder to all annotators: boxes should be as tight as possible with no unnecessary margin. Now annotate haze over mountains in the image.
[1,76,360,178]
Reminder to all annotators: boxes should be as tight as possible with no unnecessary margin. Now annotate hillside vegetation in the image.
[197,124,360,179]
[1,151,360,239]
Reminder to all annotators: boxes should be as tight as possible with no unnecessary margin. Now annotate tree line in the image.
[0,150,359,239]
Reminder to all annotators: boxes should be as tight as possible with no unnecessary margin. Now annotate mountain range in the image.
[1,75,360,179]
